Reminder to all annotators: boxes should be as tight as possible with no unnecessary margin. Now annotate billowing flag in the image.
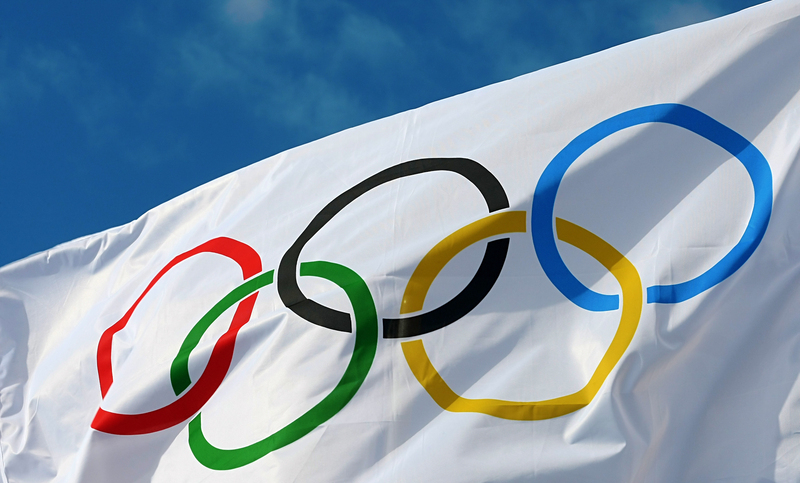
[2,1,800,481]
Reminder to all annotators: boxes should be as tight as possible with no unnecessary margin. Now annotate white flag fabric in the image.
[3,1,800,481]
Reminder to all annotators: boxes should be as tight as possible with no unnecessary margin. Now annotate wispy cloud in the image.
[225,0,270,25]
[0,42,43,119]
[0,0,766,163]
[436,0,757,81]
[335,11,406,65]
[24,46,126,144]
[143,0,414,139]
[0,42,123,148]
[0,0,768,267]
[0,38,193,170]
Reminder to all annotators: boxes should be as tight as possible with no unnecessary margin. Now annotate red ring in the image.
[92,237,262,435]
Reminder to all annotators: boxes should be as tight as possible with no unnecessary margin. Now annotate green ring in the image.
[170,270,275,396]
[171,261,378,470]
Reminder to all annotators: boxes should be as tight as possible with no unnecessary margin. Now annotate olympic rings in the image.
[92,104,772,470]
[531,103,772,311]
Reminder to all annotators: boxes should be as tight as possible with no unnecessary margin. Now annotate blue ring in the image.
[531,103,772,311]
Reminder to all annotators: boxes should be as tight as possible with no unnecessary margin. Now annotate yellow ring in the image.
[401,217,642,420]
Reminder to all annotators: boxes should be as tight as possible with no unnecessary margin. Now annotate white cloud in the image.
[435,0,746,82]
[225,0,270,25]
[336,12,405,64]
[24,47,129,147]
[0,39,185,169]
[175,34,249,89]
[436,0,559,80]
[173,28,374,136]
[0,43,43,119]
[150,1,414,138]
[0,43,126,145]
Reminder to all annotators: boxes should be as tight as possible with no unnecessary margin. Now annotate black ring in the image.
[277,157,510,334]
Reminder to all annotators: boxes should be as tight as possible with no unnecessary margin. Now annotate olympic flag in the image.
[3,1,800,481]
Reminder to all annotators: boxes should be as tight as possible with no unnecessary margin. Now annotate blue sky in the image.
[0,0,765,267]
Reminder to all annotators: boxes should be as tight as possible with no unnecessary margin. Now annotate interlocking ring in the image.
[92,104,772,470]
